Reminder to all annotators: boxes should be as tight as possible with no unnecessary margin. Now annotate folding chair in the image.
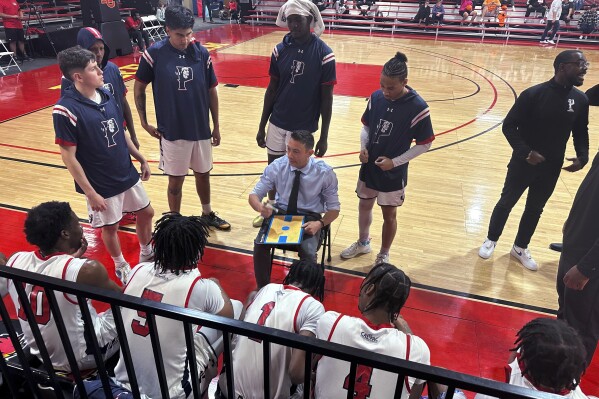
[141,15,166,42]
[269,222,332,272]
[0,40,22,76]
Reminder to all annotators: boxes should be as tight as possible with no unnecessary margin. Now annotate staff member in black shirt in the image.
[479,50,589,271]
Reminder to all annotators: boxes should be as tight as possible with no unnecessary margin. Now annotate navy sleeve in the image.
[361,96,372,127]
[269,45,280,78]
[136,48,156,84]
[321,45,336,85]
[53,102,78,146]
[412,105,435,145]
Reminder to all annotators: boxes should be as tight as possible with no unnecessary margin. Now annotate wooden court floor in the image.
[1,24,599,393]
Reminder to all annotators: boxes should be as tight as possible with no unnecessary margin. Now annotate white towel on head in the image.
[276,0,326,37]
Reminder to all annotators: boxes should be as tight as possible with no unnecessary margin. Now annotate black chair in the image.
[267,223,332,272]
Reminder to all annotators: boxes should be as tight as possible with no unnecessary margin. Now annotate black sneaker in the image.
[24,56,33,62]
[202,211,231,231]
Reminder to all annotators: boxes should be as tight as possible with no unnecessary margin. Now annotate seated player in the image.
[218,259,325,398]
[475,318,598,399]
[0,201,121,372]
[249,130,340,289]
[313,263,430,399]
[114,213,242,399]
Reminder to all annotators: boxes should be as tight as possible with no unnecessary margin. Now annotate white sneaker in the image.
[510,245,538,271]
[478,238,497,259]
[374,253,389,265]
[580,35,584,39]
[547,39,555,44]
[340,241,371,259]
[540,40,548,44]
[115,262,132,284]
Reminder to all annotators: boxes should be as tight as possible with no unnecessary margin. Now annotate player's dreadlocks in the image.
[283,259,325,301]
[153,213,210,275]
[512,318,587,393]
[382,52,408,80]
[360,263,411,322]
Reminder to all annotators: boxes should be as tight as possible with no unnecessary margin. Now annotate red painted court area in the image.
[0,206,597,395]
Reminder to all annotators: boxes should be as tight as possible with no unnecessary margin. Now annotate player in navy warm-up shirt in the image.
[340,52,434,267]
[134,5,230,231]
[252,0,336,227]
[54,46,155,285]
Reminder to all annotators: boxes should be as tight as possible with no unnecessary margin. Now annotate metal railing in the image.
[0,265,560,399]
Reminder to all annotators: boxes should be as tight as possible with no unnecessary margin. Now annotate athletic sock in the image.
[111,254,126,266]
[202,203,212,215]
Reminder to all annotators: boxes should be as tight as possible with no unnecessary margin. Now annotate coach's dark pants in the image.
[557,251,599,365]
[487,157,561,248]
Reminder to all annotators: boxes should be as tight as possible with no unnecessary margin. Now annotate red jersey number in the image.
[250,301,275,343]
[343,364,374,399]
[17,285,51,325]
[131,289,164,337]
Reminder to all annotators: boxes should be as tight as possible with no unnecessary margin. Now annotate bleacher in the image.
[246,0,599,45]
[0,265,560,399]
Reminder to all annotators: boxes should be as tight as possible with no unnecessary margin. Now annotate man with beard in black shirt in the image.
[479,50,589,272]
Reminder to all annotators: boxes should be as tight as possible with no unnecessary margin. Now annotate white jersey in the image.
[114,263,225,399]
[2,251,117,372]
[314,311,430,399]
[474,356,593,399]
[232,284,324,399]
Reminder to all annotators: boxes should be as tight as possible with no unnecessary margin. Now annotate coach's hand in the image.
[256,129,266,148]
[359,149,369,163]
[302,221,322,236]
[72,237,88,259]
[212,127,221,147]
[140,161,151,181]
[142,123,161,139]
[562,157,582,172]
[315,139,328,157]
[563,265,589,290]
[526,150,545,165]
[87,192,108,212]
[375,156,393,171]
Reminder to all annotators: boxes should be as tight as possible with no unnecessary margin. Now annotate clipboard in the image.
[257,215,305,245]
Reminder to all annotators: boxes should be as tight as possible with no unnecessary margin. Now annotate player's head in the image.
[76,28,109,67]
[153,213,210,275]
[512,318,587,393]
[358,263,411,322]
[287,14,312,41]
[283,259,325,301]
[58,46,103,89]
[553,50,587,86]
[381,52,409,101]
[287,130,315,169]
[165,6,195,51]
[24,201,84,255]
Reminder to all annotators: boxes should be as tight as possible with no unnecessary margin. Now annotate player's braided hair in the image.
[283,259,325,301]
[153,213,210,275]
[25,201,73,253]
[360,263,411,322]
[512,318,587,393]
[382,52,408,80]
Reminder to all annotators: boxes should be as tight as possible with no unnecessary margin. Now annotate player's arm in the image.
[208,277,234,318]
[257,76,280,147]
[408,383,426,399]
[566,100,589,171]
[122,97,140,149]
[59,145,107,211]
[124,133,151,181]
[316,84,334,157]
[76,259,123,293]
[288,330,315,384]
[133,80,161,139]
[209,86,221,146]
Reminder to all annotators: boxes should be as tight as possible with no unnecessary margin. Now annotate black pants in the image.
[541,19,560,40]
[129,29,150,51]
[557,251,599,366]
[525,4,546,17]
[487,157,561,248]
[413,7,430,23]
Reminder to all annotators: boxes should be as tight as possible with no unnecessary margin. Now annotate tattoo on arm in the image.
[135,91,147,125]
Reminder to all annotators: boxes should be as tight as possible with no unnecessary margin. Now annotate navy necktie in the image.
[287,170,301,215]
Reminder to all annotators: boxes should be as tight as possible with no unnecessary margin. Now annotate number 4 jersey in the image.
[2,251,118,372]
[230,283,324,399]
[314,311,430,399]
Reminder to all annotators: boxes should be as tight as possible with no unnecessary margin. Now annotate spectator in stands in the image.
[125,10,151,52]
[156,1,167,24]
[0,201,121,372]
[238,0,252,23]
[459,0,478,24]
[218,259,325,398]
[431,0,446,23]
[250,131,340,288]
[114,213,242,399]
[313,263,430,399]
[0,0,32,62]
[480,0,501,23]
[524,0,547,22]
[560,0,574,23]
[578,3,598,38]
[497,4,508,25]
[55,46,155,284]
[474,318,597,399]
[540,0,562,44]
[412,0,432,23]
[229,0,239,20]
[335,0,350,17]
[357,0,376,16]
